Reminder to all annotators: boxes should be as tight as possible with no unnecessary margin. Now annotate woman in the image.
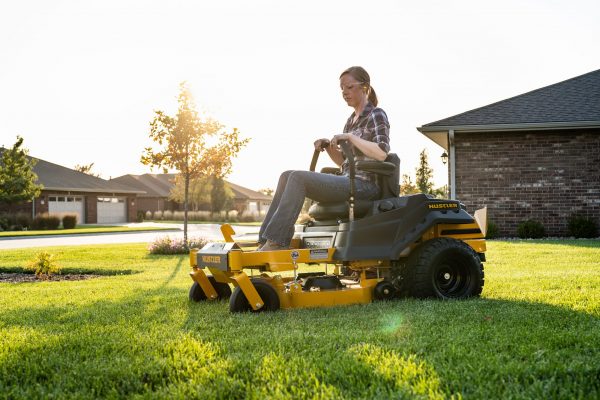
[258,66,391,251]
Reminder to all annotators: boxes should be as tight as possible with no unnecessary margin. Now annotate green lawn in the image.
[0,225,176,238]
[0,240,598,399]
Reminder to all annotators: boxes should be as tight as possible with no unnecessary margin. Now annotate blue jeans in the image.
[259,170,379,246]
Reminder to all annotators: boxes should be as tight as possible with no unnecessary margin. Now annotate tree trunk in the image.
[184,172,189,246]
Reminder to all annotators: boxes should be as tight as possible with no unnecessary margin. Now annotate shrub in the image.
[486,221,499,239]
[62,214,78,229]
[517,219,546,239]
[163,210,173,221]
[148,236,209,255]
[153,210,163,220]
[568,215,599,238]
[32,214,61,230]
[15,213,32,230]
[145,210,152,220]
[26,251,61,279]
[0,216,8,231]
[136,210,145,223]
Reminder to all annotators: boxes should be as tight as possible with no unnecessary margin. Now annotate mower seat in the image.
[308,153,400,221]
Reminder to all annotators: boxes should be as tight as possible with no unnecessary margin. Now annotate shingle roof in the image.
[0,149,143,194]
[111,173,272,201]
[110,174,175,197]
[420,68,600,130]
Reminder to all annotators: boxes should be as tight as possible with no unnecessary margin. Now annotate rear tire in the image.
[405,238,484,299]
[189,276,232,302]
[229,280,280,313]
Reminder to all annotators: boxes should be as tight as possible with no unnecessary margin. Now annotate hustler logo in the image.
[428,203,459,209]
[202,255,221,263]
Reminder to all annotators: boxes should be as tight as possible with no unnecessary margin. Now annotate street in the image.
[0,223,259,250]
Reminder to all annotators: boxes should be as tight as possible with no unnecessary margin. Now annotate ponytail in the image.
[368,86,378,107]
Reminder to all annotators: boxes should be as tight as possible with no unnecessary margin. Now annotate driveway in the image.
[0,223,259,250]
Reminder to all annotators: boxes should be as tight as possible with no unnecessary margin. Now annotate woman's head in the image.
[339,66,378,107]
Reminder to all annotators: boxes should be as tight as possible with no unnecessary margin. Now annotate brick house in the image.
[418,68,600,236]
[111,173,272,215]
[0,151,144,224]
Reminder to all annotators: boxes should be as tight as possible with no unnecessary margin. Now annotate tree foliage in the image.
[415,149,434,194]
[141,82,249,243]
[399,174,419,196]
[169,175,212,211]
[0,136,43,207]
[74,162,101,178]
[210,176,234,214]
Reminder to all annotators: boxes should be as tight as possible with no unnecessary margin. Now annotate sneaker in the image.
[258,240,289,252]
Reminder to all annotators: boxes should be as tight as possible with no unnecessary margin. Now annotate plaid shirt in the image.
[341,102,391,183]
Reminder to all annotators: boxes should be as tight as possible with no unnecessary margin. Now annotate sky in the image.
[1,0,599,191]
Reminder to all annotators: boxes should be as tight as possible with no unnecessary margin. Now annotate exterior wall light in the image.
[441,151,448,165]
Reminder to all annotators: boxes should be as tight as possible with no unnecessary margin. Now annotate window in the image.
[49,196,56,201]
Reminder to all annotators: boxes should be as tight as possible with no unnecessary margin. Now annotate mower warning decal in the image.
[309,249,329,260]
[428,203,459,209]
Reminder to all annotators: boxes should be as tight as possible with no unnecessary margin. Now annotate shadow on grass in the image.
[0,265,141,276]
[1,268,598,398]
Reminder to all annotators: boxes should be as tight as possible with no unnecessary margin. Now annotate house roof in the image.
[0,149,144,194]
[110,174,175,197]
[111,173,273,201]
[418,68,600,148]
[226,181,273,201]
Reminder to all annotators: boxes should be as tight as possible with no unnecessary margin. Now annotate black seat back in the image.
[379,153,400,198]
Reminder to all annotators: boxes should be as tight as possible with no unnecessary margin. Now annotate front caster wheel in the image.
[229,280,280,313]
[374,281,397,301]
[189,276,232,302]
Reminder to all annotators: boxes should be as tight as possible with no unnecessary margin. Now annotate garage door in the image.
[97,197,127,223]
[48,195,84,225]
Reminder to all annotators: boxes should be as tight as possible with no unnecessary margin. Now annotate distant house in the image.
[0,152,144,223]
[111,173,272,215]
[418,68,600,236]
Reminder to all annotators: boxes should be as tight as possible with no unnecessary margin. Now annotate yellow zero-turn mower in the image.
[189,141,487,313]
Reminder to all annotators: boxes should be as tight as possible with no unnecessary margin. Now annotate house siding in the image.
[454,129,600,236]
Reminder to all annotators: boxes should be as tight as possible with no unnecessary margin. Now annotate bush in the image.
[153,210,163,220]
[136,210,145,223]
[486,221,499,239]
[148,236,209,255]
[145,210,152,220]
[0,213,32,231]
[517,219,546,239]
[568,215,599,238]
[32,214,61,230]
[62,214,78,229]
[26,251,61,279]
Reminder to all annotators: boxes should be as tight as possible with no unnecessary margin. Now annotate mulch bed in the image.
[0,273,101,283]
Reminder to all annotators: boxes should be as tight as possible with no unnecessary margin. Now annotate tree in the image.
[141,82,249,243]
[415,149,434,194]
[169,175,212,211]
[210,176,235,217]
[399,174,419,195]
[0,136,43,211]
[74,162,101,178]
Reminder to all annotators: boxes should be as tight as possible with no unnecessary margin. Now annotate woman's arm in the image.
[330,133,387,161]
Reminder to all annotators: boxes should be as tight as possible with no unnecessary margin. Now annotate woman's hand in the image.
[330,133,352,148]
[314,138,331,152]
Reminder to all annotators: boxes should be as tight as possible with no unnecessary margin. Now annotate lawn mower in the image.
[188,141,487,312]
